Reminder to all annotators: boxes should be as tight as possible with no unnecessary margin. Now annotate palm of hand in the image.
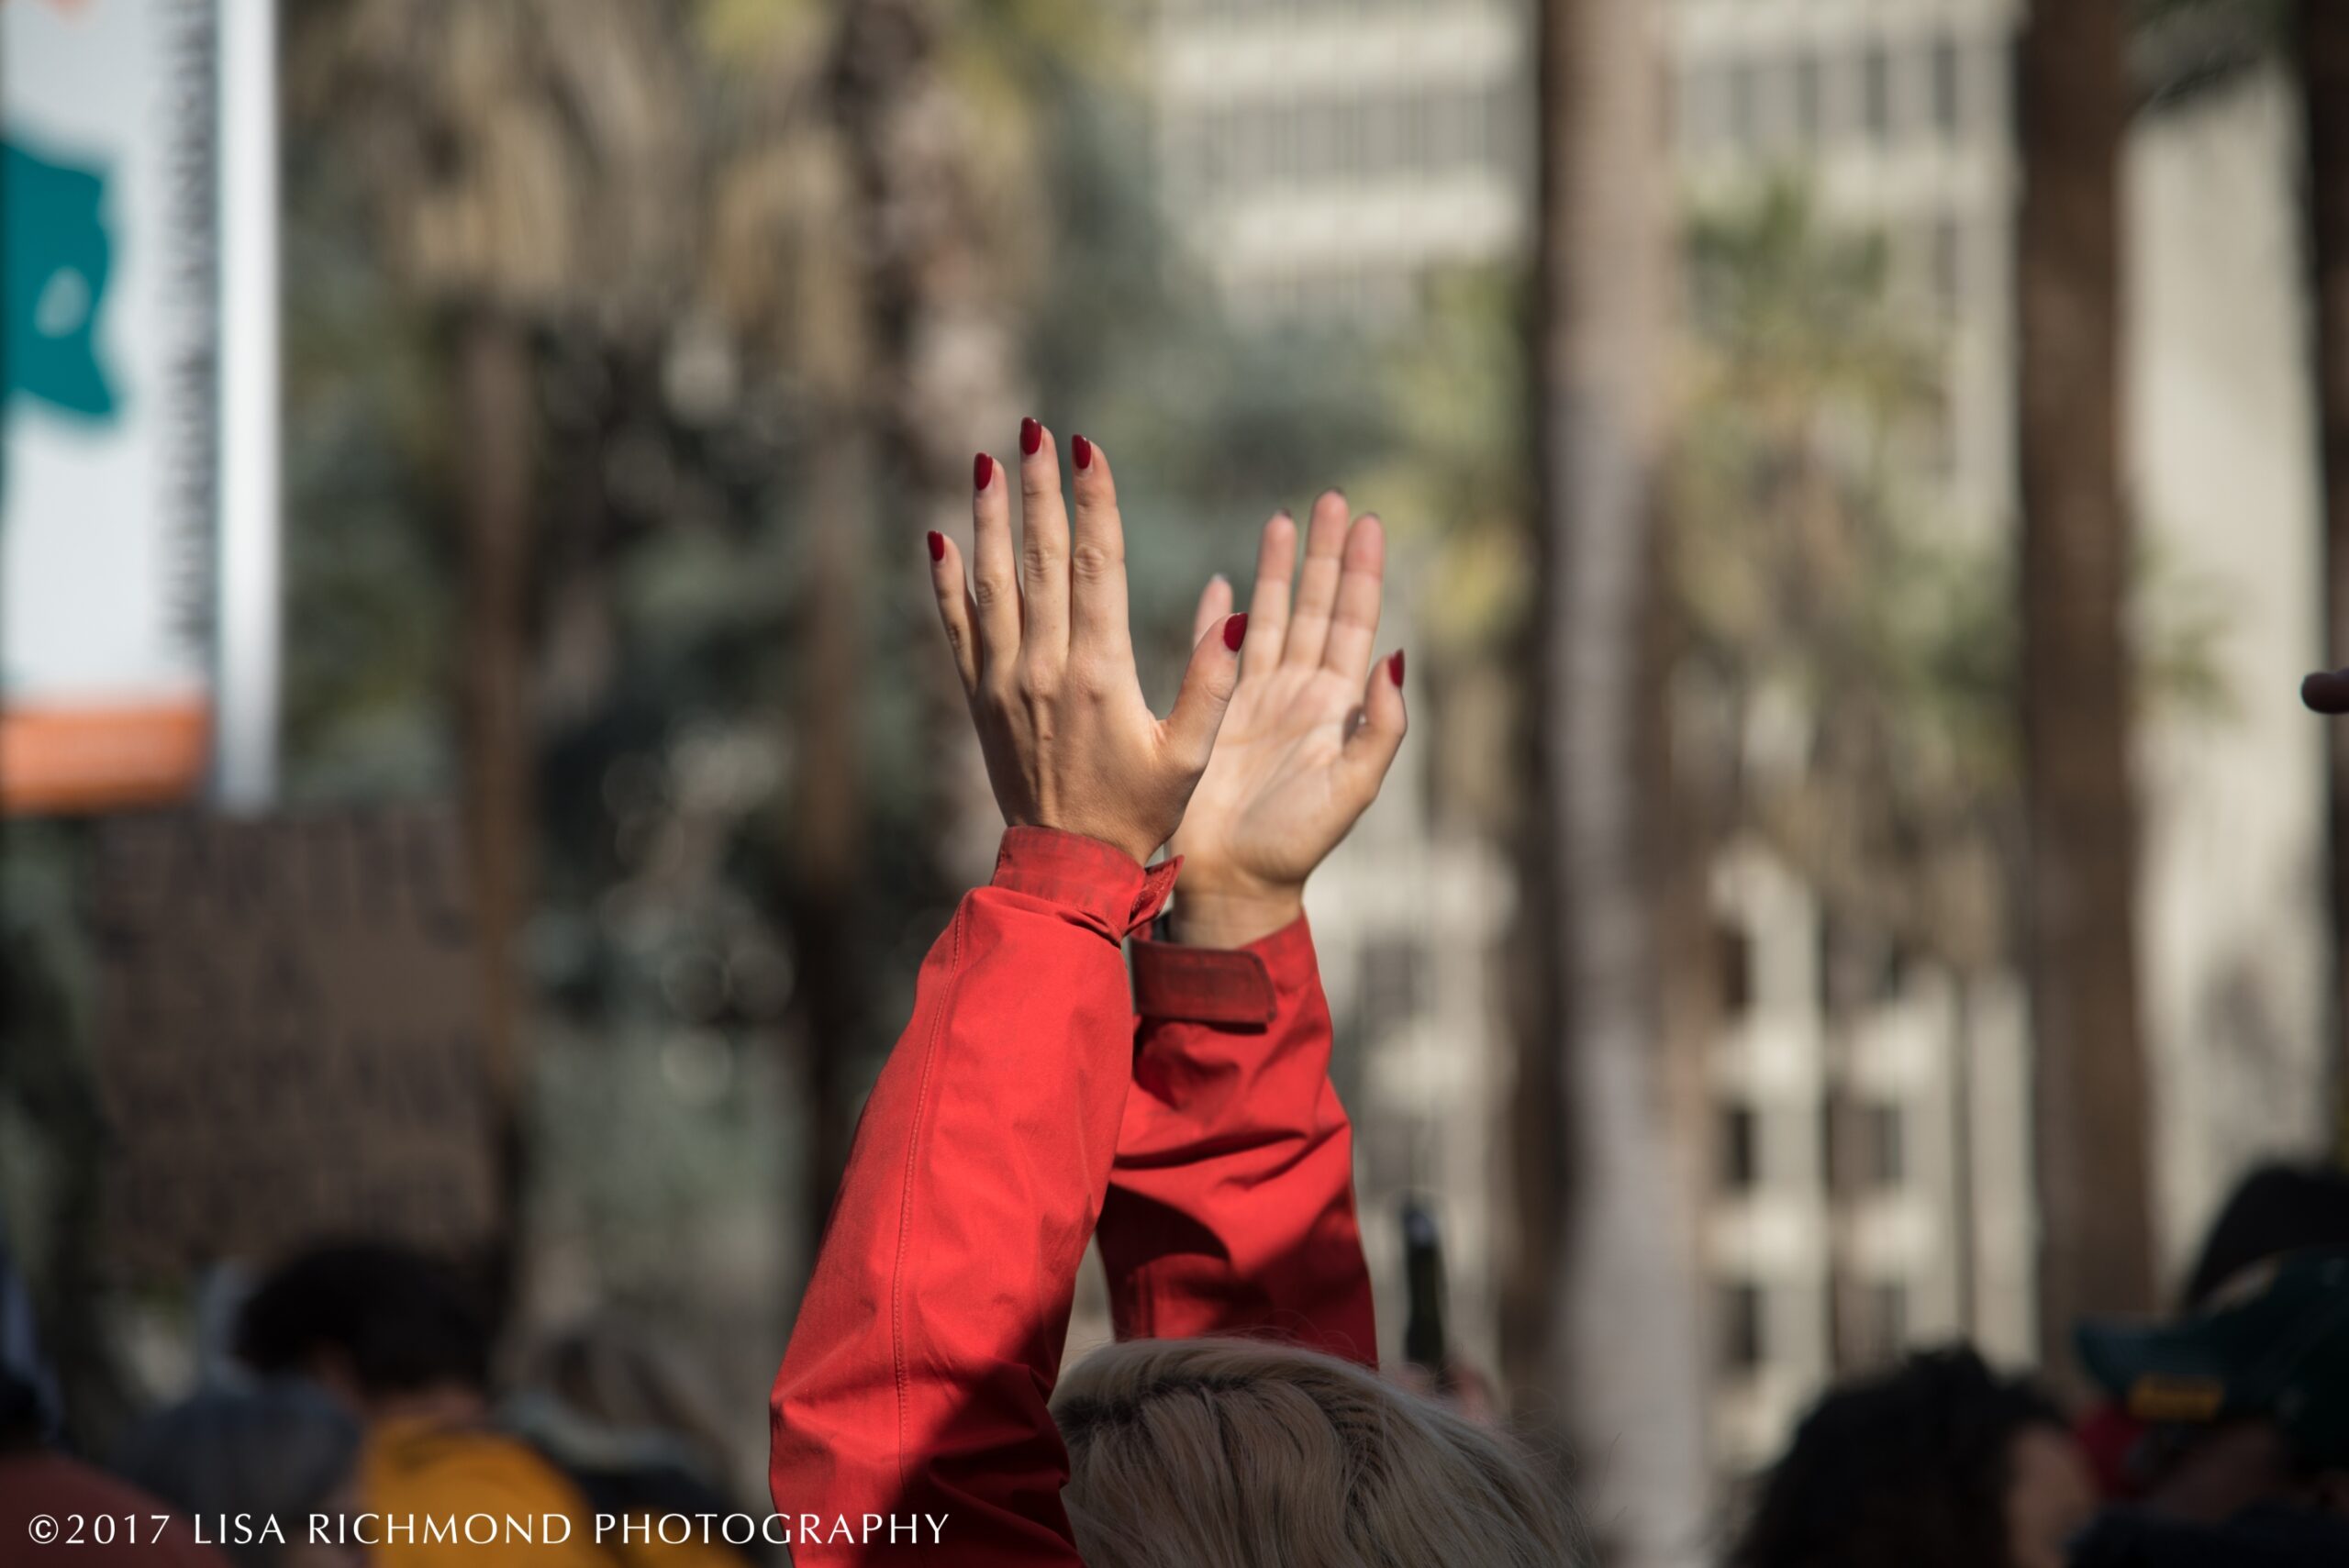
[1172,662,1364,894]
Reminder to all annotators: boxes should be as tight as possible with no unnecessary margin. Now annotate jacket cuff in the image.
[1132,914,1314,1026]
[991,827,1181,940]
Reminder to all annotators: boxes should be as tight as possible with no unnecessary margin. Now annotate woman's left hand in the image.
[1167,492,1407,948]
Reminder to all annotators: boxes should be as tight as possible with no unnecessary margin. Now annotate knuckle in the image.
[1070,541,1121,582]
[972,573,1016,610]
[1021,543,1064,584]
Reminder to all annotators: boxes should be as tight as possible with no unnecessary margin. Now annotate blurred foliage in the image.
[1671,181,2017,973]
[263,0,1397,1376]
[1669,181,2230,982]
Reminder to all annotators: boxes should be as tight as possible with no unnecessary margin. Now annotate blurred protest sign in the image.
[3,0,282,811]
[92,808,500,1273]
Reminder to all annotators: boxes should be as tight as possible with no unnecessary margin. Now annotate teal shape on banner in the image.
[4,136,120,422]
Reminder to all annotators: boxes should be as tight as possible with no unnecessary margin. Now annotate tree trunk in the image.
[1518,3,1709,1562]
[2303,0,2349,1159]
[456,308,534,1184]
[451,308,537,1329]
[2017,0,2158,1378]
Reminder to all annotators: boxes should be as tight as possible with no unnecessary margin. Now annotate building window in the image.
[1721,1104,1761,1191]
[1865,1281,1909,1362]
[1729,58,1765,148]
[1932,37,1964,138]
[1721,1282,1767,1371]
[1864,1103,1906,1189]
[1932,216,1965,310]
[1795,51,1824,147]
[1717,920,1755,1016]
[1680,60,1729,152]
[1358,936,1423,1030]
[1862,41,1892,144]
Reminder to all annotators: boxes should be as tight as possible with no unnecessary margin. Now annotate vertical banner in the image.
[2,0,219,811]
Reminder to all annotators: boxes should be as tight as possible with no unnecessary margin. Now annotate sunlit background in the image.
[4,1,2340,1562]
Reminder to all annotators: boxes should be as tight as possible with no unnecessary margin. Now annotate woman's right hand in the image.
[927,419,1245,868]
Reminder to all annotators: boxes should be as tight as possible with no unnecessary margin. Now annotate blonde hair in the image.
[1052,1338,1583,1568]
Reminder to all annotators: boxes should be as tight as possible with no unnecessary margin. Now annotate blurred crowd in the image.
[1,1241,761,1568]
[2,1161,2346,1565]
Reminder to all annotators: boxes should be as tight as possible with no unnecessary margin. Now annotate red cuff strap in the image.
[1130,940,1278,1026]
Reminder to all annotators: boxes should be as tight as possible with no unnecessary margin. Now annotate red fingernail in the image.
[974,452,994,489]
[1020,417,1042,456]
[1222,612,1248,651]
[1389,650,1406,687]
[927,530,945,562]
[1073,433,1094,470]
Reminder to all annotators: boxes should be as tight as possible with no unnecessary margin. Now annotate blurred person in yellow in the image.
[235,1243,741,1568]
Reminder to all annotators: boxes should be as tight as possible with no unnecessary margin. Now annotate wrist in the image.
[1168,883,1306,949]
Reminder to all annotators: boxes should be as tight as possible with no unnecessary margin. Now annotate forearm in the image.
[1102,914,1377,1365]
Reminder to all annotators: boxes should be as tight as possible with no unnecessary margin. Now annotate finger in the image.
[970,451,1020,678]
[1017,417,1071,666]
[1339,649,1408,802]
[1320,513,1386,684]
[1163,612,1247,773]
[1282,489,1351,669]
[928,530,980,695]
[1242,510,1297,677]
[1191,573,1234,647]
[1068,432,1132,662]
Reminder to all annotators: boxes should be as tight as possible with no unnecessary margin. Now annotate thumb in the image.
[1191,573,1234,648]
[1340,648,1408,800]
[1164,613,1248,772]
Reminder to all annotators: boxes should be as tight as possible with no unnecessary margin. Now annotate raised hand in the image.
[1168,491,1407,947]
[928,419,1245,867]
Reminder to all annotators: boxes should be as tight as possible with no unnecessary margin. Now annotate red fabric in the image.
[766,833,1375,1564]
[1103,917,1377,1365]
[769,828,1175,1566]
[1130,939,1276,1026]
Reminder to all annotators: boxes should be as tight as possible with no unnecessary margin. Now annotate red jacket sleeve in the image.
[1097,915,1378,1366]
[768,828,1178,1566]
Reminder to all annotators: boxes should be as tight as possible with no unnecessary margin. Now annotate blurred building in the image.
[1143,0,1531,324]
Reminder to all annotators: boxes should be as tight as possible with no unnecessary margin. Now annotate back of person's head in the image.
[234,1240,490,1399]
[115,1382,362,1567]
[1051,1337,1581,1568]
[1732,1347,2074,1568]
[2183,1162,2349,1309]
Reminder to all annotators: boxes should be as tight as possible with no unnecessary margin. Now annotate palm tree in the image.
[2017,0,2159,1373]
[1516,3,1709,1562]
[284,4,693,1275]
[700,0,1059,1246]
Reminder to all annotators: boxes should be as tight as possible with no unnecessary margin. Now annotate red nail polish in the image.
[1389,650,1406,688]
[1073,434,1094,470]
[927,530,945,562]
[1223,612,1248,651]
[1020,417,1042,456]
[974,452,994,490]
